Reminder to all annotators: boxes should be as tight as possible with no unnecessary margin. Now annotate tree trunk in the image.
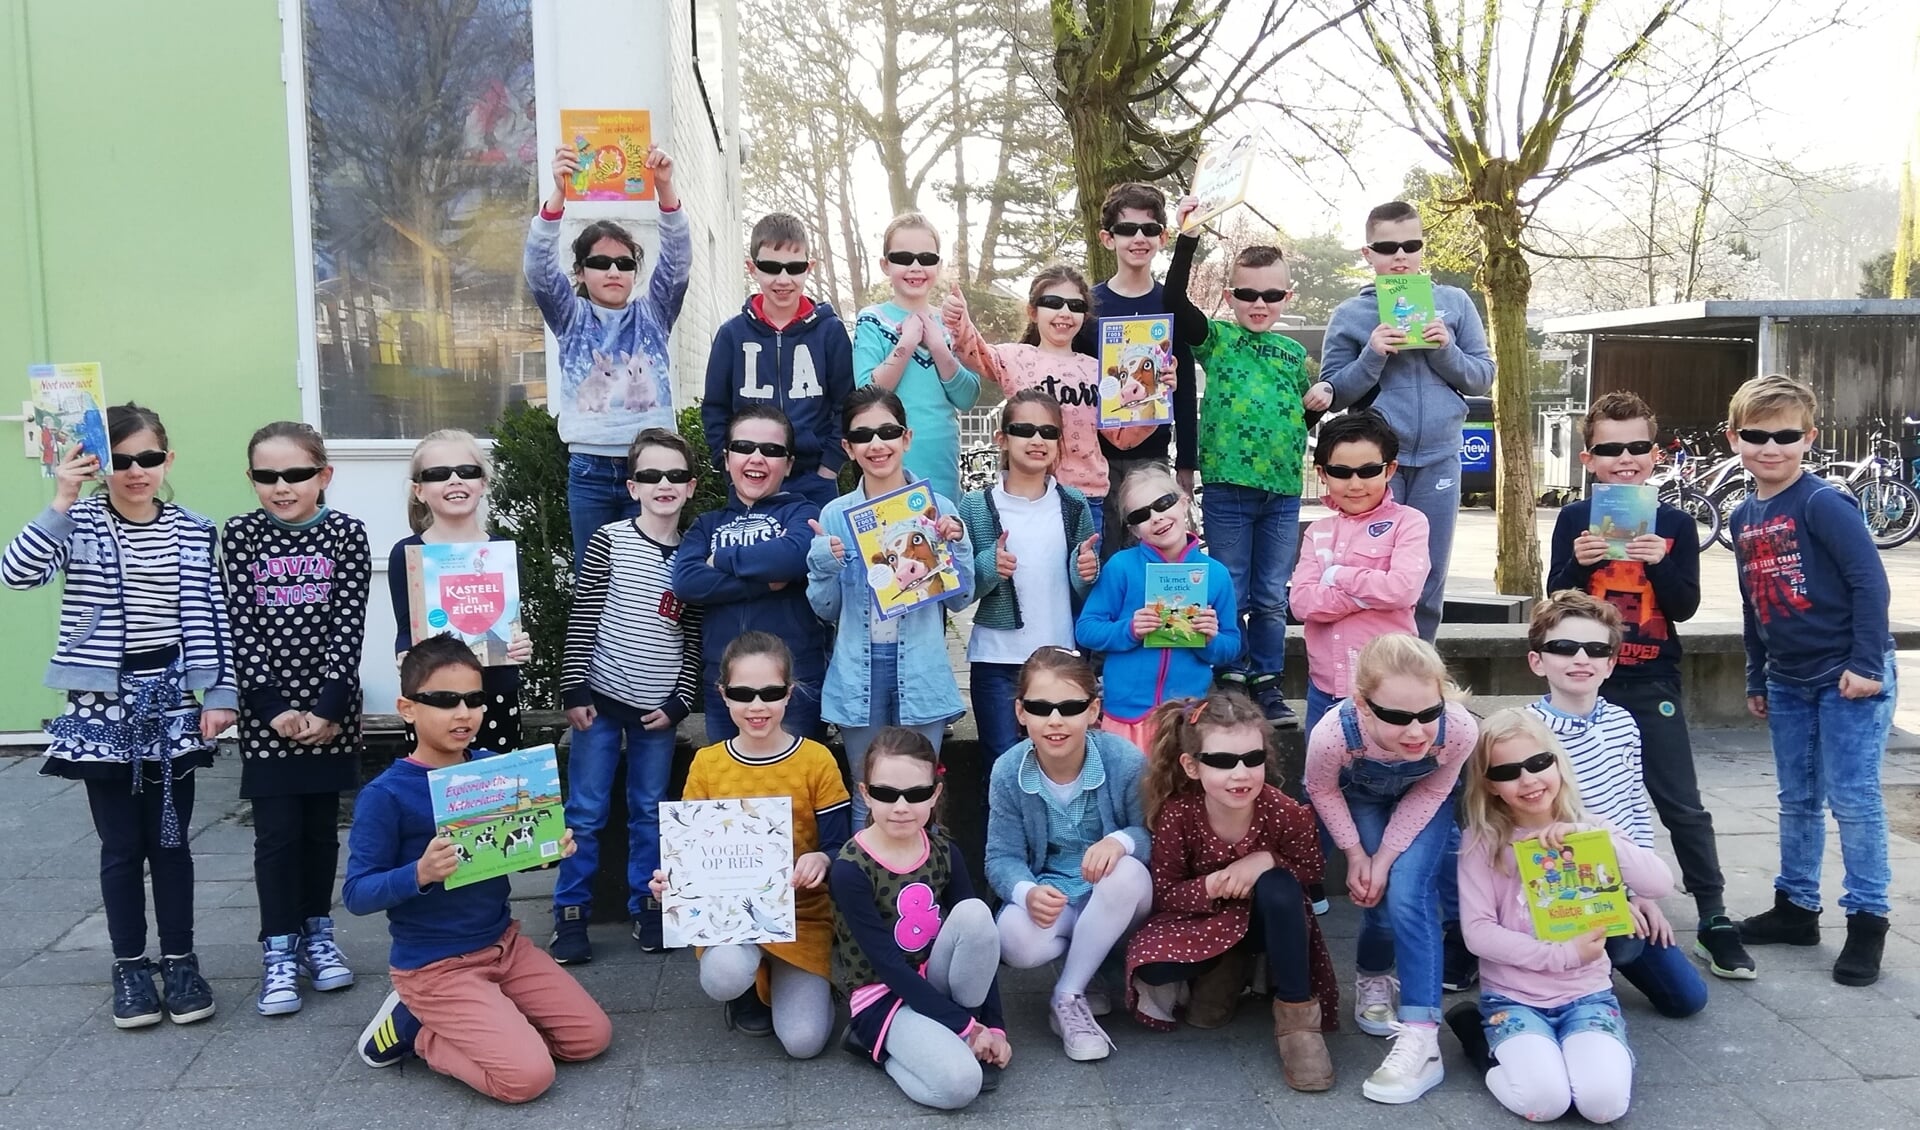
[1474,175,1544,598]
[876,0,914,214]
[1065,98,1129,281]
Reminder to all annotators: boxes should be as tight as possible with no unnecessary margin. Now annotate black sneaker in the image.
[157,953,216,1024]
[723,988,774,1037]
[358,989,421,1068]
[632,899,665,953]
[110,958,163,1029]
[1252,683,1300,728]
[979,1061,1003,1093]
[1737,890,1820,947]
[1442,923,1479,992]
[1445,1001,1494,1074]
[1693,915,1758,980]
[1833,912,1889,988]
[550,904,592,965]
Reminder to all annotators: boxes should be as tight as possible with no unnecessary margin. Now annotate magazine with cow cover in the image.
[843,479,964,621]
[405,541,522,666]
[658,797,796,948]
[427,745,565,890]
[1096,315,1176,429]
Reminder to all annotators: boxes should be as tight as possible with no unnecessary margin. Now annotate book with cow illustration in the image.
[658,797,795,948]
[1588,483,1657,560]
[1142,562,1208,647]
[1513,829,1636,942]
[1375,273,1438,349]
[405,541,522,665]
[28,361,110,478]
[559,109,655,201]
[843,479,964,621]
[1096,315,1176,429]
[427,745,565,890]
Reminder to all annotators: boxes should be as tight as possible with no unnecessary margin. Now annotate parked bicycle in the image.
[1705,420,1919,551]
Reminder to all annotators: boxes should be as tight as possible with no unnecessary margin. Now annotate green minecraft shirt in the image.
[1192,321,1311,495]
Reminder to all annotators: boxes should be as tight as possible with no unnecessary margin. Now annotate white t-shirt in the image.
[967,481,1074,665]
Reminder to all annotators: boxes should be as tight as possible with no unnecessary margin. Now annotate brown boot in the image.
[1184,950,1251,1029]
[1272,998,1334,1092]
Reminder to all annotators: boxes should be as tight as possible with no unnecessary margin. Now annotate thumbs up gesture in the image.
[941,281,968,329]
[994,530,1018,579]
[1075,533,1101,583]
[808,518,846,566]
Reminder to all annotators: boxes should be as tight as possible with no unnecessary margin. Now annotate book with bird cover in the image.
[1588,483,1657,560]
[28,362,109,478]
[658,797,796,948]
[427,745,566,890]
[1142,562,1207,648]
[405,541,522,666]
[1375,273,1438,350]
[1096,315,1176,429]
[1513,829,1636,942]
[560,109,655,201]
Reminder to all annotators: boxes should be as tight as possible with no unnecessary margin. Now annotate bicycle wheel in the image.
[1672,487,1721,551]
[1857,479,1920,550]
[1708,480,1748,550]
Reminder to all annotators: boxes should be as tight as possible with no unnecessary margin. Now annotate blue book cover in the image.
[427,745,565,889]
[1142,562,1207,648]
[1588,483,1657,560]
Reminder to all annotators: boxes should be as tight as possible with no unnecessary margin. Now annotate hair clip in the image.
[1186,699,1206,727]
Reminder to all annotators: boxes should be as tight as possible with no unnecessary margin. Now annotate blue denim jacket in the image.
[807,483,975,727]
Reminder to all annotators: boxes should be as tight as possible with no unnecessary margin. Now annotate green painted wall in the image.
[0,2,300,730]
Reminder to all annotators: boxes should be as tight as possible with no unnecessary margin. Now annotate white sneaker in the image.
[1354,973,1398,1036]
[1362,1022,1444,1104]
[1050,993,1115,1061]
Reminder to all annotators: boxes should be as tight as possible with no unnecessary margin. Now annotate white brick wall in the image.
[664,0,741,410]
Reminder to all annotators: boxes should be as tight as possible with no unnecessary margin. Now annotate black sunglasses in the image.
[753,259,809,275]
[1005,422,1062,441]
[416,464,485,483]
[1368,240,1425,255]
[631,468,695,484]
[1587,440,1656,457]
[1737,428,1806,447]
[1124,492,1181,526]
[581,255,638,272]
[727,440,791,459]
[1107,221,1165,238]
[249,466,324,485]
[1485,751,1559,783]
[845,424,907,445]
[1364,698,1445,726]
[864,782,938,804]
[722,684,790,703]
[1322,462,1388,480]
[1033,295,1089,313]
[1195,749,1268,770]
[111,450,168,471]
[1231,287,1292,304]
[885,251,941,267]
[1537,639,1617,659]
[408,690,488,710]
[1019,697,1093,718]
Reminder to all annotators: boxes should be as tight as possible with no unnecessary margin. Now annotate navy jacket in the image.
[702,298,855,480]
[673,488,827,683]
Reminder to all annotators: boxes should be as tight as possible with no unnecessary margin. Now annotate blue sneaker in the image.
[550,905,592,965]
[358,990,420,1068]
[158,953,216,1025]
[110,958,163,1029]
[299,916,355,991]
[258,935,303,1016]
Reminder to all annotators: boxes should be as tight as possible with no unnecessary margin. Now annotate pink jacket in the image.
[1458,821,1675,1009]
[1287,498,1430,696]
[1302,702,1476,856]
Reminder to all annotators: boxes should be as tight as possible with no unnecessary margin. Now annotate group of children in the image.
[4,137,1898,1119]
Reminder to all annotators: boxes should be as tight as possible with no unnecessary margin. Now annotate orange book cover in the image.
[560,109,655,202]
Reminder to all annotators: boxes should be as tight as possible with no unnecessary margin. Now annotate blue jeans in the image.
[1766,654,1898,917]
[1344,760,1454,1023]
[970,662,1024,765]
[1606,934,1707,1018]
[1305,685,1341,737]
[1480,989,1628,1053]
[841,644,946,829]
[1200,483,1298,679]
[553,713,676,917]
[1085,496,1105,541]
[702,679,825,745]
[567,453,642,573]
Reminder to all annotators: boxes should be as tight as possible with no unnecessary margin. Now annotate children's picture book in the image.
[405,542,522,666]
[27,362,109,478]
[1142,562,1208,648]
[559,109,655,201]
[1182,135,1257,234]
[1513,829,1636,942]
[1588,483,1657,559]
[1375,274,1438,350]
[845,480,964,621]
[658,797,796,948]
[427,745,565,890]
[1097,316,1176,429]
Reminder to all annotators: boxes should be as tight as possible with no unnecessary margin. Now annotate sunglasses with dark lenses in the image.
[1322,462,1388,480]
[1107,221,1165,238]
[1195,748,1268,770]
[1737,428,1806,447]
[111,450,168,471]
[885,251,941,267]
[721,684,791,703]
[1124,492,1181,526]
[581,255,638,272]
[1004,422,1062,441]
[1364,698,1446,726]
[1019,697,1093,718]
[753,259,809,275]
[1033,295,1090,313]
[1537,639,1617,659]
[408,690,488,710]
[415,464,486,483]
[1587,440,1657,457]
[845,424,907,445]
[630,468,695,484]
[1368,239,1425,255]
[726,440,791,459]
[1484,751,1559,783]
[865,783,939,805]
[249,466,324,485]
[1231,287,1292,304]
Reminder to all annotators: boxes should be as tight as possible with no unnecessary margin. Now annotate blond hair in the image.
[882,212,941,254]
[1727,373,1816,431]
[406,429,490,533]
[1116,462,1181,509]
[1528,589,1623,652]
[1460,709,1590,873]
[1351,634,1465,703]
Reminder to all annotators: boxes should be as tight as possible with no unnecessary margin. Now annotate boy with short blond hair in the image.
[1724,374,1895,987]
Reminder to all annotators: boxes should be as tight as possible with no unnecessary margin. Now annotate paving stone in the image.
[630,1061,791,1128]
[14,1023,215,1094]
[0,1092,149,1130]
[1736,1078,1919,1130]
[1789,1015,1920,1079]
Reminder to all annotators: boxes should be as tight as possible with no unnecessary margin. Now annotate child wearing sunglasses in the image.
[222,421,372,1017]
[958,391,1102,762]
[1302,634,1477,1105]
[1454,709,1673,1124]
[1723,374,1895,988]
[984,647,1150,1062]
[649,632,850,1051]
[852,213,981,505]
[676,406,827,744]
[526,142,689,568]
[5,403,235,1030]
[1318,201,1495,642]
[1164,195,1317,727]
[552,428,704,962]
[345,636,607,1102]
[829,727,1010,1109]
[1126,688,1338,1093]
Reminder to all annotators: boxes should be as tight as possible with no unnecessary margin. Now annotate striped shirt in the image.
[110,505,182,652]
[1525,697,1654,848]
[561,519,702,720]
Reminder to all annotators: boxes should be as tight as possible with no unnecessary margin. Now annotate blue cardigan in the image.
[984,729,1151,900]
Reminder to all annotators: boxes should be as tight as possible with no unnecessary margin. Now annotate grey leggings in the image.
[698,944,833,1059]
[882,898,1001,1110]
